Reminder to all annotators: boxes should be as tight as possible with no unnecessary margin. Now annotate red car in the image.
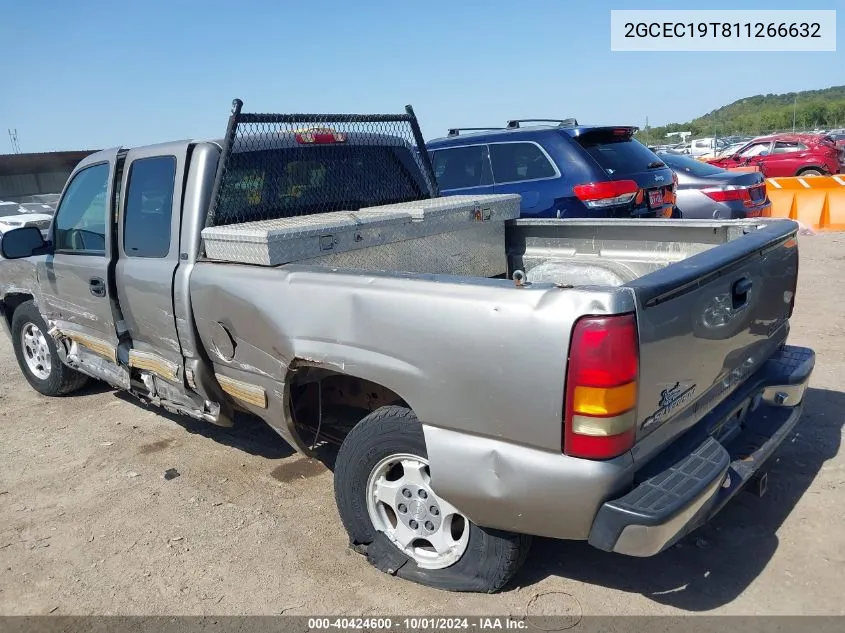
[707,133,842,177]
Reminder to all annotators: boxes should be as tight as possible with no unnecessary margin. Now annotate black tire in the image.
[797,168,824,177]
[11,301,88,396]
[334,405,531,593]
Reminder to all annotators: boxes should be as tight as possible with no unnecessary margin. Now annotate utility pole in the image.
[713,111,717,148]
[7,129,21,154]
[792,95,797,133]
[645,116,649,146]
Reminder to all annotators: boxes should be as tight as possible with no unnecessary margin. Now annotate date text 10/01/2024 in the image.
[624,22,822,39]
[307,618,528,630]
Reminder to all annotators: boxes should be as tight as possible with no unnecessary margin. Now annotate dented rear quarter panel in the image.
[188,262,636,453]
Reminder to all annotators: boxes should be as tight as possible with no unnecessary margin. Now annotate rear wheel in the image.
[11,301,88,396]
[334,406,532,593]
[797,168,824,177]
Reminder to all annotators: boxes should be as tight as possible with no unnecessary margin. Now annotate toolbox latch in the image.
[320,235,337,251]
[472,205,492,222]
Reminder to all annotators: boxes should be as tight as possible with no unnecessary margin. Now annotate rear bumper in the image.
[741,199,772,219]
[588,345,815,556]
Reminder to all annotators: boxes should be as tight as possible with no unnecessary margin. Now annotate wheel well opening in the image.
[288,367,408,448]
[2,293,34,330]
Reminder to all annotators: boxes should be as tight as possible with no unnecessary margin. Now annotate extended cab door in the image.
[115,143,189,382]
[37,150,121,358]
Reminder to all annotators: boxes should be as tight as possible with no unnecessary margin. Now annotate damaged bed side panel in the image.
[188,262,635,454]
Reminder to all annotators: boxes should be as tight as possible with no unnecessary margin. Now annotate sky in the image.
[1,0,843,153]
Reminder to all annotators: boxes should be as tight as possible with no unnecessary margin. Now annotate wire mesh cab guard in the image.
[204,98,440,230]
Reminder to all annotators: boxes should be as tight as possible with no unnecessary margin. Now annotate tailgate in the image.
[625,220,799,463]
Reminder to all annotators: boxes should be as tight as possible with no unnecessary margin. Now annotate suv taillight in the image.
[573,180,638,209]
[563,314,639,460]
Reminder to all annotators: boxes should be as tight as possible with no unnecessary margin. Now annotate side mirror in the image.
[0,226,50,260]
[759,151,769,157]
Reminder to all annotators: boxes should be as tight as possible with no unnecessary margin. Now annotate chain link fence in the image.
[205,99,439,228]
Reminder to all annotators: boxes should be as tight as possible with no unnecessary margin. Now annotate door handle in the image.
[89,277,106,298]
[732,277,752,309]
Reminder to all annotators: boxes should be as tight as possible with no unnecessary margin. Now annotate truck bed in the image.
[506,217,800,467]
[507,217,781,286]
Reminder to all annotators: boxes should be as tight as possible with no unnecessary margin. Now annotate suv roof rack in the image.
[447,127,507,137]
[506,118,578,129]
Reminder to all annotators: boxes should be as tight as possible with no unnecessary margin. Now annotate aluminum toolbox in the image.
[201,194,521,276]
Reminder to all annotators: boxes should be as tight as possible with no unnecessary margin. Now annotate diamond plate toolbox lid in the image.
[201,193,521,266]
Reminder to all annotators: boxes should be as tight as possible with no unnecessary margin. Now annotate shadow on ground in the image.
[510,386,844,611]
[113,391,295,460]
[72,379,113,398]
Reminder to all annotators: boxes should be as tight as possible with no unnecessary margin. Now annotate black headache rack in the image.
[205,98,440,228]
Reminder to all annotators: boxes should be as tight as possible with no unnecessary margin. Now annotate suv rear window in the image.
[431,145,493,189]
[214,145,427,225]
[575,133,662,176]
[772,141,808,153]
[488,142,557,183]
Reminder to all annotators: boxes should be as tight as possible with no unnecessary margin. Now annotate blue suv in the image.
[426,119,676,219]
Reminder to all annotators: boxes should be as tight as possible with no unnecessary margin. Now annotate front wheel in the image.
[334,406,531,593]
[11,301,88,396]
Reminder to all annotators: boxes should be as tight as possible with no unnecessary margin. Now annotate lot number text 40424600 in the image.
[306,617,528,630]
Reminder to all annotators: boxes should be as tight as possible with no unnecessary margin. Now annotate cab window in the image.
[53,163,110,254]
[123,156,177,258]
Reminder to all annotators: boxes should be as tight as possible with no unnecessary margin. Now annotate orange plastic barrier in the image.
[766,175,845,231]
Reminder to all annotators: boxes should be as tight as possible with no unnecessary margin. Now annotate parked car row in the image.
[424,119,772,220]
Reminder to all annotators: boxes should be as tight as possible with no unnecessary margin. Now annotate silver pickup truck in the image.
[0,101,815,593]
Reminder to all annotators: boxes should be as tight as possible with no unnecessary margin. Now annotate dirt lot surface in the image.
[1,232,844,617]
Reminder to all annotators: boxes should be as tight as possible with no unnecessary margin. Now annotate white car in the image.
[689,137,733,159]
[0,213,53,238]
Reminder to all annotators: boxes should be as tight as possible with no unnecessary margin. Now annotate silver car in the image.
[657,151,772,219]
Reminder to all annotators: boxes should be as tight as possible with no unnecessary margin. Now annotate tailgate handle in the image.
[732,277,752,309]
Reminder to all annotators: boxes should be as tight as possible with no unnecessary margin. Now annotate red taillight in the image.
[563,313,639,460]
[785,237,799,318]
[573,180,638,209]
[702,183,766,207]
[294,128,348,144]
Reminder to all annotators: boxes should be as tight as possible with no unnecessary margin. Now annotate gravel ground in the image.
[0,232,843,617]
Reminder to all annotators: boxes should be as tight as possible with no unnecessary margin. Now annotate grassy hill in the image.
[639,85,845,142]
